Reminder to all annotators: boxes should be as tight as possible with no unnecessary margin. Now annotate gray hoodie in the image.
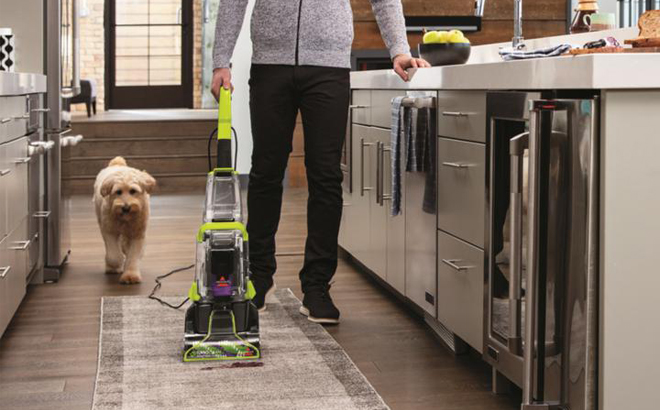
[213,0,411,69]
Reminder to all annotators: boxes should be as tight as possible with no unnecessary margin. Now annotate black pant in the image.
[247,64,349,293]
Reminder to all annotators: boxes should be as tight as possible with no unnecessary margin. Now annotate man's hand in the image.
[211,68,233,101]
[393,54,431,82]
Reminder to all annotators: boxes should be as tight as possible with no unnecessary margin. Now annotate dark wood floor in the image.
[0,188,519,410]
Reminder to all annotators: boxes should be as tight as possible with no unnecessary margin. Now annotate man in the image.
[212,0,429,324]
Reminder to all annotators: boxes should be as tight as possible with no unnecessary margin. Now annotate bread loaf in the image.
[638,10,660,39]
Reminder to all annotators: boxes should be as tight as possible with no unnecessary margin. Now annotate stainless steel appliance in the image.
[43,0,83,281]
[485,91,599,409]
[402,92,438,318]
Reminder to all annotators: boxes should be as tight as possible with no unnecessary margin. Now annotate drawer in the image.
[437,91,486,142]
[437,137,485,248]
[0,222,28,338]
[0,237,9,337]
[437,230,484,353]
[351,90,371,126]
[371,90,406,129]
[5,137,29,234]
[0,144,7,239]
[8,218,29,281]
[0,96,29,144]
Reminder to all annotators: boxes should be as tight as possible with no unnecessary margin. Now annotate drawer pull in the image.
[441,161,472,169]
[10,240,31,251]
[349,105,369,110]
[32,108,51,113]
[33,211,52,219]
[13,114,30,120]
[13,157,32,165]
[0,266,10,278]
[0,169,11,177]
[442,258,473,272]
[442,111,469,117]
[1,117,11,124]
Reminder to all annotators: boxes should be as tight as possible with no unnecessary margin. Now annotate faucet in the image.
[513,0,525,49]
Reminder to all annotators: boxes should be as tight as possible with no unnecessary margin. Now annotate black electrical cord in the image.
[148,264,195,310]
[207,126,240,172]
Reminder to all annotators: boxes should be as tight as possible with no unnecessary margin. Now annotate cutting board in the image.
[568,46,660,55]
[624,37,660,47]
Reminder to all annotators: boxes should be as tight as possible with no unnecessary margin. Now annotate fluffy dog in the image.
[94,157,156,284]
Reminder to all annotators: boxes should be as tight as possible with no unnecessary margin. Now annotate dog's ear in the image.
[138,171,156,194]
[100,176,116,197]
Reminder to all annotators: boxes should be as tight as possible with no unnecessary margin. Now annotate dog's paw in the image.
[119,270,142,284]
[105,265,123,275]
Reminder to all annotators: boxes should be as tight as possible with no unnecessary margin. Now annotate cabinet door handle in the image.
[0,266,10,278]
[13,157,32,165]
[1,117,11,124]
[0,169,11,177]
[13,114,30,120]
[32,108,51,113]
[360,138,374,196]
[441,161,472,169]
[377,141,383,205]
[10,240,31,251]
[382,146,392,201]
[442,111,469,117]
[33,211,52,219]
[441,259,473,272]
[508,130,530,356]
[349,105,369,109]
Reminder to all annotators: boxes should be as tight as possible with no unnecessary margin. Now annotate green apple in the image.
[448,30,466,43]
[423,31,441,44]
[436,31,450,43]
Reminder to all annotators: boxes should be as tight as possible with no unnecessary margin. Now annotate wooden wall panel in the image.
[352,0,474,21]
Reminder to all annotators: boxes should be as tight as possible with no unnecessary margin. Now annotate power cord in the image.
[148,264,195,310]
[207,126,240,172]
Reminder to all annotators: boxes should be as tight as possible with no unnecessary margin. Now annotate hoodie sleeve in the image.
[213,0,250,69]
[369,0,411,59]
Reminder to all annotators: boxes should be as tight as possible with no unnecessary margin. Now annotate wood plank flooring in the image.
[0,188,519,410]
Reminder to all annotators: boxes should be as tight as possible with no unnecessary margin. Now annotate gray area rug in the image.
[93,289,389,410]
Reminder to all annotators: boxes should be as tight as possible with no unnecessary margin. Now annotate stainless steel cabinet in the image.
[5,137,29,234]
[351,90,371,126]
[344,125,372,266]
[436,138,485,248]
[436,91,486,143]
[0,96,29,144]
[405,170,437,317]
[0,218,28,338]
[0,144,8,239]
[437,230,484,352]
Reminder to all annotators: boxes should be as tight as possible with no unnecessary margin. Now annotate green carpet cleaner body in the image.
[182,87,261,362]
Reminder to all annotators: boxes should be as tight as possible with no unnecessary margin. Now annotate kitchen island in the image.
[341,27,659,410]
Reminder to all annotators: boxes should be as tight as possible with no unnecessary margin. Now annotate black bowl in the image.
[418,42,471,67]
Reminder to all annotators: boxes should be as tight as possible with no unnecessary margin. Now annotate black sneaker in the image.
[300,286,340,324]
[252,279,275,312]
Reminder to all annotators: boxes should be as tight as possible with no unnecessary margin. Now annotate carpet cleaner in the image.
[182,87,261,362]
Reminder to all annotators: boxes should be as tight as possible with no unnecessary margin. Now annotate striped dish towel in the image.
[499,44,572,61]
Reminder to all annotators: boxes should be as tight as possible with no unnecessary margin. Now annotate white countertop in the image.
[0,71,47,96]
[351,27,660,91]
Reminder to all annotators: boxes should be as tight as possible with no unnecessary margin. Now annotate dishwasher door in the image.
[403,91,437,317]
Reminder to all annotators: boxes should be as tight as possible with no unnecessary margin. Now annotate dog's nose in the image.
[121,205,131,214]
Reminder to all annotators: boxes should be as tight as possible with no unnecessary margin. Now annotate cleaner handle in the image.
[216,87,233,169]
[218,87,232,141]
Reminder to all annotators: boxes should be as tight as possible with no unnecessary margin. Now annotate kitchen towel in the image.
[390,96,406,216]
[405,107,437,214]
[499,43,572,61]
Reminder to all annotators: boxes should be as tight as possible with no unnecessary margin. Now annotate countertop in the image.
[0,71,47,96]
[351,27,659,91]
